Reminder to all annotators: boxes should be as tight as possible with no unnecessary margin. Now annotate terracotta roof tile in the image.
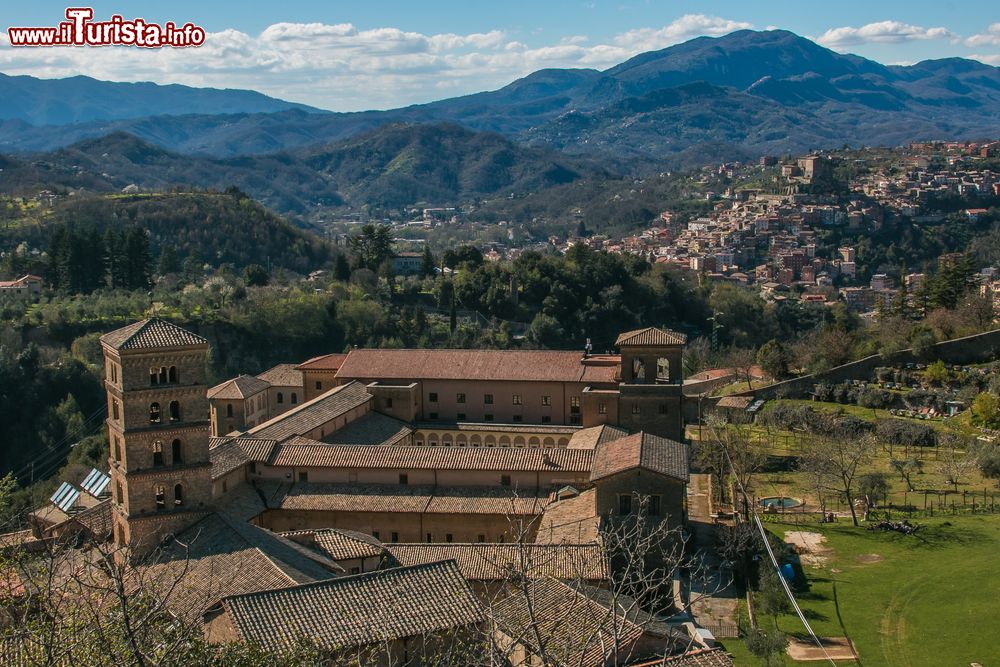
[492,579,650,667]
[268,441,593,473]
[145,512,342,624]
[207,374,271,400]
[336,349,618,384]
[387,543,608,582]
[209,437,279,479]
[100,318,207,351]
[222,561,483,652]
[590,432,689,483]
[273,484,546,516]
[245,381,371,441]
[256,363,303,387]
[281,529,387,561]
[615,327,687,347]
[534,488,601,545]
[295,353,349,372]
[567,424,630,450]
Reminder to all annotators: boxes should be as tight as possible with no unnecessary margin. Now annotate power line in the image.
[714,430,840,667]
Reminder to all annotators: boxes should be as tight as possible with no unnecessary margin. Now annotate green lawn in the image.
[722,513,1000,665]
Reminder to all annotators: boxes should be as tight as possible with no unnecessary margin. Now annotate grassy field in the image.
[718,513,1000,665]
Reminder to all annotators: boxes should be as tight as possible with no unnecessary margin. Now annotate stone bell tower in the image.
[100,318,212,557]
[614,327,687,441]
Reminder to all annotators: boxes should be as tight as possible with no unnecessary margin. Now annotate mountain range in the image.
[0,29,998,212]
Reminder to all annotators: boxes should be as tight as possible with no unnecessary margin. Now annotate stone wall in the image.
[733,328,1000,400]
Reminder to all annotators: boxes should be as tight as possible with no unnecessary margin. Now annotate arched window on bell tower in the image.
[171,439,182,464]
[174,484,183,506]
[168,366,178,383]
[149,402,161,423]
[169,400,181,421]
[152,441,164,467]
[155,485,165,511]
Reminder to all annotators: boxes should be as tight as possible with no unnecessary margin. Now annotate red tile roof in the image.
[387,543,608,582]
[295,353,348,371]
[615,327,687,347]
[245,381,371,441]
[268,440,593,473]
[590,432,688,483]
[222,561,482,653]
[100,318,207,351]
[207,374,271,400]
[336,348,618,384]
[256,363,303,387]
[273,484,546,516]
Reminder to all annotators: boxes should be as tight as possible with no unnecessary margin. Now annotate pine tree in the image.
[420,244,436,278]
[157,245,181,275]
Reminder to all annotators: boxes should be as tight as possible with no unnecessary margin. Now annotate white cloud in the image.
[816,21,953,48]
[969,53,1000,65]
[966,23,1000,47]
[0,14,755,111]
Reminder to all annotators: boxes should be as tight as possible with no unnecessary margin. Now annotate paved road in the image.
[686,473,739,638]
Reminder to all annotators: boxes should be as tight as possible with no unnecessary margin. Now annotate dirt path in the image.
[686,474,738,638]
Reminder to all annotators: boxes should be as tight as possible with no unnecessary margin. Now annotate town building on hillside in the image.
[0,274,42,298]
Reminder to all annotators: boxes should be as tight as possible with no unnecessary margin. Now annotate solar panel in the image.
[50,482,81,513]
[81,468,111,497]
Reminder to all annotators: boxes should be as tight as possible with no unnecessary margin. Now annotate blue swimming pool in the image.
[759,496,803,509]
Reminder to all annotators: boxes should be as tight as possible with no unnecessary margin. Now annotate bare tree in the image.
[706,413,768,514]
[799,433,874,526]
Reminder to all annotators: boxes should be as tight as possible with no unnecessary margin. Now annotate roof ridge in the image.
[222,559,463,602]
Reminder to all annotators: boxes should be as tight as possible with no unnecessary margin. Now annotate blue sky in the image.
[2,1,998,110]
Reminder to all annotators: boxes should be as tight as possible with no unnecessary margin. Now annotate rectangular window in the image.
[501,474,511,487]
[484,393,494,405]
[512,415,523,423]
[456,393,466,404]
[542,395,551,406]
[485,414,494,422]
[373,531,380,540]
[569,415,581,425]
[570,396,581,414]
[477,534,486,543]
[386,397,393,408]
[648,495,662,516]
[599,403,607,415]
[426,533,433,543]
[541,416,552,424]
[399,474,408,485]
[632,403,641,415]
[429,392,438,403]
[446,534,454,543]
[429,412,438,420]
[298,471,308,483]
[512,394,522,405]
[457,413,466,421]
[619,494,633,516]
[315,381,322,390]
[391,532,399,543]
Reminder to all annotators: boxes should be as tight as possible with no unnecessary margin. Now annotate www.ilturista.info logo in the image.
[7,7,206,47]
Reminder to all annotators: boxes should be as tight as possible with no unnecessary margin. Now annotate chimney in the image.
[583,338,592,359]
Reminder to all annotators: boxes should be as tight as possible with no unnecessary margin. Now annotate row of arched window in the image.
[155,484,184,509]
[150,366,179,385]
[152,439,184,466]
[149,401,181,423]
[415,433,570,448]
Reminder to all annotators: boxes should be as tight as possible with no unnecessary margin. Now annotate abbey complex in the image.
[19,318,735,666]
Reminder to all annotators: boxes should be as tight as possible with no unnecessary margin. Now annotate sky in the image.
[1,1,999,111]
